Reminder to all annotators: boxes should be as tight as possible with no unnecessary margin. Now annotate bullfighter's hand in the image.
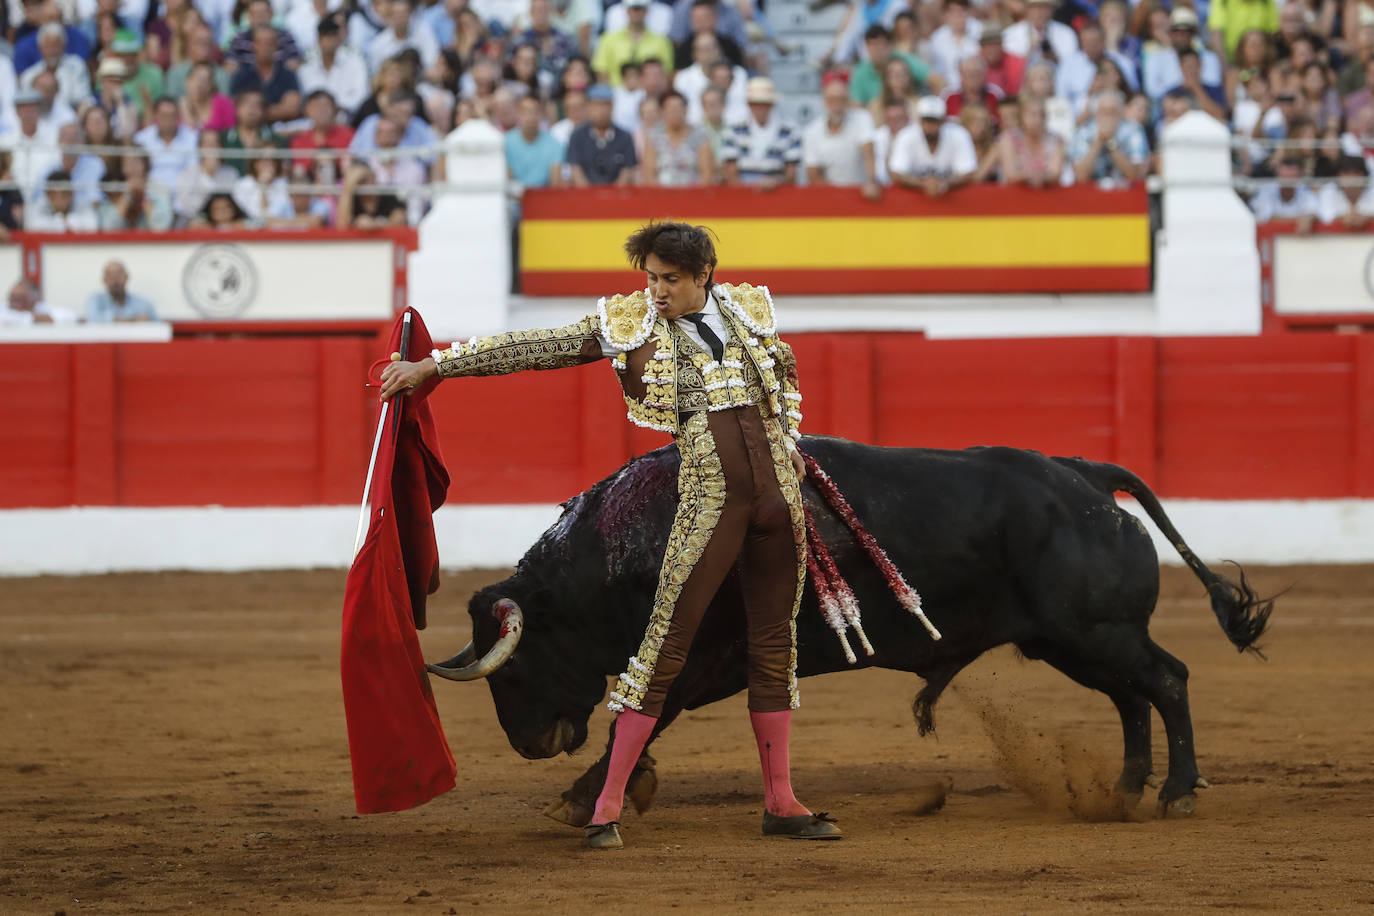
[790,447,805,481]
[379,353,438,401]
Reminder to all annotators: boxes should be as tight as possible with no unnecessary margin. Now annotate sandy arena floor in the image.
[2,564,1372,914]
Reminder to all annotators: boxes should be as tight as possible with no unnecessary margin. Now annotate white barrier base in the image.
[1,500,1373,576]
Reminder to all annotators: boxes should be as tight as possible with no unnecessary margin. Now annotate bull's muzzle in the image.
[426,598,523,681]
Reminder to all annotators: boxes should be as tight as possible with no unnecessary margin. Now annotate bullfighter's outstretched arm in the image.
[431,316,607,378]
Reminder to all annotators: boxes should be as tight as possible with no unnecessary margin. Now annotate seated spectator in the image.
[506,42,556,101]
[550,87,588,146]
[943,55,1004,124]
[928,0,982,88]
[11,8,90,75]
[510,0,581,82]
[632,94,661,160]
[866,55,918,126]
[222,89,285,175]
[194,192,251,229]
[338,163,407,227]
[46,123,104,211]
[802,73,878,194]
[994,96,1066,187]
[506,93,565,187]
[871,99,909,186]
[1298,61,1341,133]
[891,9,919,58]
[232,155,294,223]
[669,0,743,70]
[1143,7,1222,101]
[720,77,800,188]
[0,151,21,237]
[226,0,302,71]
[19,22,90,114]
[669,0,750,52]
[351,92,437,160]
[1022,61,1076,144]
[1056,21,1138,114]
[1337,24,1374,97]
[852,24,937,109]
[108,30,166,120]
[1226,29,1274,106]
[365,115,428,221]
[613,61,646,129]
[1343,57,1374,125]
[1317,155,1374,226]
[30,70,75,135]
[592,0,675,87]
[79,105,121,185]
[642,89,712,185]
[2,90,59,201]
[1070,90,1149,185]
[166,25,231,100]
[1166,47,1227,121]
[369,0,440,72]
[272,164,333,228]
[291,91,354,183]
[1002,0,1079,70]
[297,17,370,119]
[98,153,174,230]
[86,261,157,323]
[962,103,999,182]
[1251,157,1318,225]
[1233,73,1285,174]
[353,56,424,130]
[93,58,141,141]
[2,279,76,325]
[888,95,977,195]
[229,27,303,123]
[565,83,637,185]
[698,85,728,172]
[1099,0,1141,75]
[979,27,1025,97]
[604,0,675,45]
[1207,0,1278,66]
[674,33,739,124]
[25,169,99,231]
[1271,1,1322,66]
[135,97,200,187]
[179,62,237,132]
[175,130,239,222]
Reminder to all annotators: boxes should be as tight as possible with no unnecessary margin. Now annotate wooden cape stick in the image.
[353,311,412,558]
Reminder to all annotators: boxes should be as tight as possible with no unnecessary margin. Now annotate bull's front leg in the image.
[544,707,682,827]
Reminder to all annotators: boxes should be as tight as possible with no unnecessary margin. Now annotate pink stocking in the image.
[750,709,810,817]
[590,709,657,825]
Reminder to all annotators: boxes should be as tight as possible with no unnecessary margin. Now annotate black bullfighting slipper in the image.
[761,811,843,840]
[584,822,624,850]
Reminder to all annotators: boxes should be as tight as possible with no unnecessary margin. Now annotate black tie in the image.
[682,312,725,363]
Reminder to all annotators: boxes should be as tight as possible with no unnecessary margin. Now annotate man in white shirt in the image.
[1002,0,1078,70]
[2,90,60,202]
[299,17,370,116]
[1317,155,1374,226]
[802,73,878,195]
[1055,20,1138,112]
[30,70,76,135]
[24,170,100,232]
[20,23,90,113]
[1231,72,1285,173]
[1,278,77,326]
[871,98,908,186]
[887,94,977,195]
[134,98,200,188]
[367,0,440,72]
[1250,159,1319,224]
[1142,6,1222,101]
[928,0,982,89]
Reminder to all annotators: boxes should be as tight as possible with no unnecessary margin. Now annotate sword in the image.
[353,311,412,558]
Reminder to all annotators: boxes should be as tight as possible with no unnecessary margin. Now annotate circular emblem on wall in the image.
[182,244,259,319]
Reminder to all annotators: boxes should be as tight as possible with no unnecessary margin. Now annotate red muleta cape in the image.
[340,308,456,814]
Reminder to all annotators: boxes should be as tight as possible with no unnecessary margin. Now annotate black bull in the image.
[429,436,1273,821]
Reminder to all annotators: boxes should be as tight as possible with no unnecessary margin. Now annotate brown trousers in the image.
[634,406,802,716]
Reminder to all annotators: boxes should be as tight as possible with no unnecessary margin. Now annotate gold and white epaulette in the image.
[716,283,777,337]
[597,288,655,350]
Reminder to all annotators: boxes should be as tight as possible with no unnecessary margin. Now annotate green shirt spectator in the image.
[1207,0,1278,61]
[849,25,932,107]
[591,0,674,87]
[110,30,166,117]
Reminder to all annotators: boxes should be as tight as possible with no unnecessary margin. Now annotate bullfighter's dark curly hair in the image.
[623,221,718,285]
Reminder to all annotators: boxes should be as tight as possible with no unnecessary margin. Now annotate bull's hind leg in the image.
[1137,640,1203,818]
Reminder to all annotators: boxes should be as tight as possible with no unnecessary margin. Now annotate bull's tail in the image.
[1058,458,1274,656]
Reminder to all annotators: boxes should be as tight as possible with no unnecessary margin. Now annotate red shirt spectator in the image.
[942,56,1004,125]
[979,27,1024,97]
[290,90,356,183]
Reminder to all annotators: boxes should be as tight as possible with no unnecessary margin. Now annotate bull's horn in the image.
[426,598,523,682]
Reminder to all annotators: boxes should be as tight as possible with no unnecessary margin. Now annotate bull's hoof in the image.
[544,795,594,828]
[1155,792,1196,819]
[626,766,659,815]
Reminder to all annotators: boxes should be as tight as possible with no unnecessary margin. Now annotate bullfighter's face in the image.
[645,253,709,320]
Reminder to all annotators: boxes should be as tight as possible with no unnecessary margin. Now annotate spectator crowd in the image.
[0,0,1368,238]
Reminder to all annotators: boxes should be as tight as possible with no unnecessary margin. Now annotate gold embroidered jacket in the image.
[430,283,804,440]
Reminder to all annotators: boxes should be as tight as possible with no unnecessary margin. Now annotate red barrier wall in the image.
[2,331,1371,508]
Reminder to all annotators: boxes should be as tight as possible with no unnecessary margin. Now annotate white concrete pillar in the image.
[1154,111,1261,335]
[407,119,511,341]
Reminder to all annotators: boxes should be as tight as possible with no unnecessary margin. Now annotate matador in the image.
[379,222,841,849]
